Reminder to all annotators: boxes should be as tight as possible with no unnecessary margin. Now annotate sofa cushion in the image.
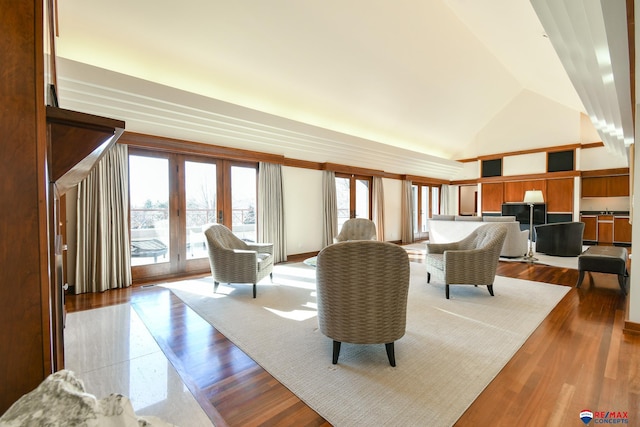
[483,216,517,222]
[454,215,483,221]
[431,214,455,221]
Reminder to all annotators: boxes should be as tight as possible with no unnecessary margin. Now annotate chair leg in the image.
[385,342,396,367]
[427,272,431,283]
[253,283,257,298]
[270,272,273,282]
[445,284,450,299]
[332,341,341,364]
[214,281,219,293]
[487,284,494,296]
[618,274,628,295]
[576,270,585,288]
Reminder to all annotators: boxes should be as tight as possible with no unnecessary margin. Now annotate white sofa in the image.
[428,215,529,258]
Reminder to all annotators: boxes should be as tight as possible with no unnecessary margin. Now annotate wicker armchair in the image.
[316,240,410,366]
[203,224,273,298]
[425,223,507,299]
[333,218,377,242]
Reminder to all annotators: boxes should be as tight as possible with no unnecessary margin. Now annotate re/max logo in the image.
[594,412,628,419]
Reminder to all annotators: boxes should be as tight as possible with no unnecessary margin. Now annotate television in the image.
[501,203,546,225]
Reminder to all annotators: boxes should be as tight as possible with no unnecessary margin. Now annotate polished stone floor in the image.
[64,303,214,427]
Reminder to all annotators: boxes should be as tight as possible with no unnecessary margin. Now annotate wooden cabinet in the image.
[582,176,629,197]
[614,216,632,244]
[608,175,630,197]
[597,215,614,244]
[581,215,597,241]
[546,178,573,213]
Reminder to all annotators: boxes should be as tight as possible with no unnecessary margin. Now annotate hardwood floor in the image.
[66,254,640,426]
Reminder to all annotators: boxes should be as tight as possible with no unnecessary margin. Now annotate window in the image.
[412,184,440,240]
[128,149,257,281]
[335,173,372,231]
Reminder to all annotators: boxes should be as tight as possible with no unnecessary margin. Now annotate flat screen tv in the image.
[501,203,546,225]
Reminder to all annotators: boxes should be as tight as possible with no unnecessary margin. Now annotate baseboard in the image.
[623,320,640,335]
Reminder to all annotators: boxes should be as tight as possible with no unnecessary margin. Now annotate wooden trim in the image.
[403,175,449,185]
[458,142,605,163]
[283,158,323,170]
[121,131,285,164]
[479,170,579,183]
[451,178,478,185]
[580,168,630,177]
[581,142,605,149]
[632,0,636,118]
[623,320,640,335]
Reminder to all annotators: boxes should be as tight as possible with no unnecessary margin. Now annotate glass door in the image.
[335,173,372,231]
[129,150,257,281]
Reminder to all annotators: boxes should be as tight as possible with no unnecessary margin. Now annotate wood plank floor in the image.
[66,253,640,426]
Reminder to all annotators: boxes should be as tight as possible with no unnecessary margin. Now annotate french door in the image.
[128,148,257,281]
[335,173,372,231]
[412,184,440,240]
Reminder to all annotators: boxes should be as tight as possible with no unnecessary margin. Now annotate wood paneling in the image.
[546,178,573,213]
[503,181,524,203]
[0,0,52,413]
[481,182,503,212]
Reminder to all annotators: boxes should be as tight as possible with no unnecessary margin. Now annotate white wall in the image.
[503,152,546,176]
[579,145,629,170]
[280,168,406,256]
[282,166,324,254]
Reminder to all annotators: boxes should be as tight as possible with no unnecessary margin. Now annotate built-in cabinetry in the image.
[580,213,631,245]
[581,175,629,197]
[482,177,574,219]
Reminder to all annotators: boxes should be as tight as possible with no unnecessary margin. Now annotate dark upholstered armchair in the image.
[333,218,377,242]
[316,240,410,366]
[203,224,273,298]
[425,224,507,299]
[534,222,585,256]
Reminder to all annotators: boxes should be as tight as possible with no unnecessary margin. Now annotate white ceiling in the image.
[53,0,629,178]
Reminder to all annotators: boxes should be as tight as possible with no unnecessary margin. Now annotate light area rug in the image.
[162,263,569,426]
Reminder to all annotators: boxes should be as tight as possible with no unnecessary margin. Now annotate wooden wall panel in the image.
[546,178,574,213]
[503,181,524,202]
[482,182,504,212]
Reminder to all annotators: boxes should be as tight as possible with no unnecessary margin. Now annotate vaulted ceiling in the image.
[53,0,631,179]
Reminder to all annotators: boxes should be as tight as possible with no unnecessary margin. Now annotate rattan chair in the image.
[333,218,377,242]
[316,240,410,366]
[425,223,507,299]
[203,224,273,298]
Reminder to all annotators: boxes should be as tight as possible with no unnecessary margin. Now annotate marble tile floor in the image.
[64,302,214,427]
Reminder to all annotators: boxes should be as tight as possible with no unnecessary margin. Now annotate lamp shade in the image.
[523,190,544,203]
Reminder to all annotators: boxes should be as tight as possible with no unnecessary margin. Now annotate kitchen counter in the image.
[580,211,629,216]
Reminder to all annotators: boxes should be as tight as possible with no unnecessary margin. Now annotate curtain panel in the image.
[401,179,414,244]
[373,176,385,241]
[258,162,287,263]
[75,143,132,294]
[322,170,338,248]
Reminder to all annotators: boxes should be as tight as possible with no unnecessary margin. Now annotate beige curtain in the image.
[258,162,287,263]
[322,170,338,247]
[75,143,132,294]
[440,184,451,215]
[372,176,385,241]
[401,179,414,244]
